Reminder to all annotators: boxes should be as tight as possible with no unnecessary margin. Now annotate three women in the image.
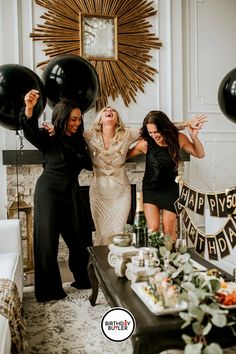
[21,90,206,302]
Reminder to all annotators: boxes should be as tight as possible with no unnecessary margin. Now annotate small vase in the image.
[112,233,132,247]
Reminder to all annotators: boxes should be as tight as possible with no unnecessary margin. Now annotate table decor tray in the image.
[131,282,187,316]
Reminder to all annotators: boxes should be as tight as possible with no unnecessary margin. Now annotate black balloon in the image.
[218,67,236,124]
[0,64,46,130]
[42,54,99,113]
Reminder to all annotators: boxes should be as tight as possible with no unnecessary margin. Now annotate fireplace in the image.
[3,150,145,277]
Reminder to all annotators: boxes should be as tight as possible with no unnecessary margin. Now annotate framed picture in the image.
[80,14,117,60]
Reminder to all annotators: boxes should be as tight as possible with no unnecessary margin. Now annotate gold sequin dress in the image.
[84,128,139,245]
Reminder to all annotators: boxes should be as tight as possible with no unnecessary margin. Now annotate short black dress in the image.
[143,137,179,213]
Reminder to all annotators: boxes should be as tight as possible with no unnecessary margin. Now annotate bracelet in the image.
[175,122,186,131]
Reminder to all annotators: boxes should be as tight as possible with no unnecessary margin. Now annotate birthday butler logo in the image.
[101,307,136,342]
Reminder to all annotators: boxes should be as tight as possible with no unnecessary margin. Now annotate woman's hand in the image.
[24,89,40,118]
[186,114,208,129]
[188,125,201,140]
[42,122,55,136]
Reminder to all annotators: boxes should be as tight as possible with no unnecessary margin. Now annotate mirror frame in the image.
[30,0,162,110]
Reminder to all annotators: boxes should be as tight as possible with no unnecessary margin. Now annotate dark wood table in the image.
[87,246,236,354]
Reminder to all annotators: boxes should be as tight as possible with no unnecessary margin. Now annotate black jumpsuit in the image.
[20,112,92,302]
[143,137,179,213]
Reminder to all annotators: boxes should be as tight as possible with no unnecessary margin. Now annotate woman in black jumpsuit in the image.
[20,89,92,302]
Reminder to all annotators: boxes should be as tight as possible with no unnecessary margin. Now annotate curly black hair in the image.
[140,110,180,167]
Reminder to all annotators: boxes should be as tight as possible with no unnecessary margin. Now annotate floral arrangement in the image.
[145,231,236,354]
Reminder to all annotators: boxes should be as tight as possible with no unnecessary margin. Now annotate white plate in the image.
[131,282,187,316]
[217,282,236,308]
[190,259,207,272]
[219,303,236,309]
[220,282,236,291]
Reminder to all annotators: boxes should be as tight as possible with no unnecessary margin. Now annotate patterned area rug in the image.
[23,284,236,354]
[23,284,132,354]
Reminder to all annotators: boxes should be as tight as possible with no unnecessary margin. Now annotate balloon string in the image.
[18,131,24,150]
[14,131,24,219]
[15,131,20,219]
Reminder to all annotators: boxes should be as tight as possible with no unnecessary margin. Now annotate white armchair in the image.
[0,219,24,354]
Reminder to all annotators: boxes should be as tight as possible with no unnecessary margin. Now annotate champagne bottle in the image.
[133,191,147,248]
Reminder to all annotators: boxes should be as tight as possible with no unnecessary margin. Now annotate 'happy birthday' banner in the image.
[180,209,236,260]
[175,183,236,260]
[177,183,236,217]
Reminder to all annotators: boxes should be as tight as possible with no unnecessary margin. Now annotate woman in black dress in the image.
[127,110,205,243]
[20,89,92,302]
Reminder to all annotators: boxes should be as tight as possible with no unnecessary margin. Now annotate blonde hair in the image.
[92,106,127,141]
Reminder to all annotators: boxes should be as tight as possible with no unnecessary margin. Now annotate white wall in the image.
[181,0,236,192]
[179,0,236,273]
[0,1,19,216]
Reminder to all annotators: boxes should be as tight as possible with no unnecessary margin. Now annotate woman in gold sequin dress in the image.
[84,107,139,245]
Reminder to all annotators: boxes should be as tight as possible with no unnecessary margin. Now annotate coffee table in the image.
[87,246,236,354]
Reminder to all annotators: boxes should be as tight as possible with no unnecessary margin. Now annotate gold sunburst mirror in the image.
[30,0,162,110]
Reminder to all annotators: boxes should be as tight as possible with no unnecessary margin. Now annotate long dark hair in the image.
[50,99,91,163]
[140,110,180,167]
[51,99,84,137]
